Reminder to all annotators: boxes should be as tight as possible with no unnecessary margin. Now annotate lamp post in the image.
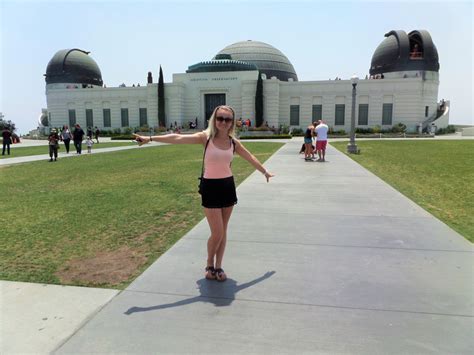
[347,75,359,154]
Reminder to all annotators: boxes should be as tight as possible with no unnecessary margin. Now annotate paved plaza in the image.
[1,139,473,354]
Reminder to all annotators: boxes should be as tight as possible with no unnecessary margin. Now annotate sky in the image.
[1,0,472,134]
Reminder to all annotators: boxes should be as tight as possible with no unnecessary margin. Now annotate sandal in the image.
[205,266,216,280]
[215,268,227,282]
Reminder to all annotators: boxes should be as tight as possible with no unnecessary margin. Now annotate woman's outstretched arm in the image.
[234,139,275,182]
[133,132,206,146]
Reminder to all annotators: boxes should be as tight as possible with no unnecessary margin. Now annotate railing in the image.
[409,52,423,59]
[421,101,449,132]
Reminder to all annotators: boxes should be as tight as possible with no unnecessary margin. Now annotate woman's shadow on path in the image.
[124,271,275,315]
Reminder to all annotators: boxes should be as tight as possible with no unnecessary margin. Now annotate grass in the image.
[331,140,474,242]
[0,142,283,288]
[1,141,135,159]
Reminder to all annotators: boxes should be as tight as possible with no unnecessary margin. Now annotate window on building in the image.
[68,109,76,126]
[425,106,429,117]
[358,104,369,125]
[86,109,93,128]
[139,108,148,127]
[335,104,345,125]
[121,108,129,127]
[382,104,393,125]
[103,109,111,127]
[312,105,322,122]
[290,105,300,125]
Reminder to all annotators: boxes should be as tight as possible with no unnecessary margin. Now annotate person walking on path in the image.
[133,105,274,282]
[73,124,85,154]
[2,127,12,156]
[47,128,60,162]
[314,119,329,162]
[60,125,72,153]
[94,126,100,143]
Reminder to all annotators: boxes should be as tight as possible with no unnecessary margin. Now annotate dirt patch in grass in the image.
[56,246,148,287]
[2,142,283,287]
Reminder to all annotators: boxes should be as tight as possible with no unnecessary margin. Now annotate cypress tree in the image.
[158,66,165,127]
[255,71,264,127]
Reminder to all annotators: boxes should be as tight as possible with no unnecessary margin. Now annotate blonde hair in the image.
[204,105,237,139]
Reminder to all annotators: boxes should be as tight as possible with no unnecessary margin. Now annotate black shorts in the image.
[200,176,238,209]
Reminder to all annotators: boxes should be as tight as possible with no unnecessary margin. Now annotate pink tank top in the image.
[203,139,234,179]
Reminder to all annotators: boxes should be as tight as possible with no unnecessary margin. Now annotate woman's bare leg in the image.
[215,206,233,269]
[304,143,311,159]
[204,208,224,268]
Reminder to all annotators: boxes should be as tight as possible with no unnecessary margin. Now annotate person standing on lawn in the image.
[73,124,85,154]
[47,128,60,162]
[2,127,12,156]
[94,126,100,143]
[133,105,274,282]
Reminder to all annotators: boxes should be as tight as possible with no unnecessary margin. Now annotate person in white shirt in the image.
[314,120,329,162]
[86,136,94,153]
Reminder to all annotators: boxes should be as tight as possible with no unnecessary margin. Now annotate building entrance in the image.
[204,94,226,128]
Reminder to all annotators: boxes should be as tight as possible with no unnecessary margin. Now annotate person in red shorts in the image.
[314,119,329,162]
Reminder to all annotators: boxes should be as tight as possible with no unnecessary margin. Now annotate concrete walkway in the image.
[2,139,473,354]
[51,140,473,354]
[1,281,118,354]
[0,141,159,167]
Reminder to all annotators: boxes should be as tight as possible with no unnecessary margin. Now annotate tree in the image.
[255,72,263,127]
[158,66,166,128]
[0,117,16,132]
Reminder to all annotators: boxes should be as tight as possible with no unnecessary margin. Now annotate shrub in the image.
[248,126,272,131]
[123,127,133,135]
[113,128,122,135]
[290,127,304,135]
[279,124,290,134]
[436,125,456,135]
[327,127,345,135]
[153,126,168,133]
[391,123,407,133]
[355,127,374,134]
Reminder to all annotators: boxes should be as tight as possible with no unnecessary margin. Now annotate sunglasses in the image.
[216,116,234,123]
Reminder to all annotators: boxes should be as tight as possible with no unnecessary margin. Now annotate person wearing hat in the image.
[48,128,60,162]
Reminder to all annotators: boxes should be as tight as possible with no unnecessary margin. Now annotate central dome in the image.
[214,40,298,81]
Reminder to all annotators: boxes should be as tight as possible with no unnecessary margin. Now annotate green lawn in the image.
[1,141,135,159]
[331,140,474,242]
[0,142,283,288]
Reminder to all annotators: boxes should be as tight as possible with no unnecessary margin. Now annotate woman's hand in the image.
[263,171,275,183]
[133,134,151,146]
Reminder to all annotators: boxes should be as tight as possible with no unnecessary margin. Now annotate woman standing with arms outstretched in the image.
[134,105,274,282]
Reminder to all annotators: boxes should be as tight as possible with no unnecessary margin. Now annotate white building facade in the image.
[44,30,449,133]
